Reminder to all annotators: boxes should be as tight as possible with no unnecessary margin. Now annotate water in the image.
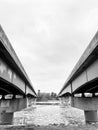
[14,104,85,126]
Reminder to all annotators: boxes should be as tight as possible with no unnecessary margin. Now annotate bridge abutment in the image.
[0,98,27,124]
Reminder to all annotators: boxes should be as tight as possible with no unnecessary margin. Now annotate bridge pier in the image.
[27,97,36,107]
[0,112,13,124]
[84,110,97,124]
[0,98,27,124]
[59,96,71,106]
[71,96,98,124]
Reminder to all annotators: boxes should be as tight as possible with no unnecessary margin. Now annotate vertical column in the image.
[84,110,98,124]
[71,96,98,124]
[0,112,13,124]
[0,97,27,125]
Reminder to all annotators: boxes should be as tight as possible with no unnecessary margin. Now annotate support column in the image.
[0,112,13,124]
[84,110,98,124]
[0,98,27,125]
[71,96,98,123]
[27,96,36,107]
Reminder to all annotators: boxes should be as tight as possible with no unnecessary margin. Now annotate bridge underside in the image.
[73,78,98,94]
[0,77,24,95]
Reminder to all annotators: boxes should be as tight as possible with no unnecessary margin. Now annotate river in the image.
[13,103,85,126]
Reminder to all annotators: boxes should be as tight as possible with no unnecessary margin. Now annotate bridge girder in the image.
[0,25,36,97]
[59,31,98,97]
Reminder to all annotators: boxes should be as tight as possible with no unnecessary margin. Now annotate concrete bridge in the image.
[58,31,98,123]
[0,25,37,124]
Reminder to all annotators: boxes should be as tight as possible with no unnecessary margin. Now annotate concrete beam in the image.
[87,60,98,81]
[0,98,27,113]
[69,59,98,94]
[71,97,98,110]
[72,71,87,92]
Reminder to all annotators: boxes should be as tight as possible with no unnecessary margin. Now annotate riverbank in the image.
[0,124,98,130]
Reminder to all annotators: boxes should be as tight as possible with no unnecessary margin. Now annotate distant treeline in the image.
[37,90,58,101]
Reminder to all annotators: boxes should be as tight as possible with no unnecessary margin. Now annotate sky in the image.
[0,0,98,94]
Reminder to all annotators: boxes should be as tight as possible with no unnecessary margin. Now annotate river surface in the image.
[13,103,85,126]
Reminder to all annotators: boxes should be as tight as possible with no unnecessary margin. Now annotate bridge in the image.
[58,31,98,123]
[0,25,37,124]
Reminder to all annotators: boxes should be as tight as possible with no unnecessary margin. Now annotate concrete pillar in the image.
[84,110,98,124]
[0,98,27,125]
[0,111,13,124]
[27,97,36,107]
[71,97,98,123]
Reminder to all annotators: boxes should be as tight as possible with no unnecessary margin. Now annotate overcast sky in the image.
[0,0,98,94]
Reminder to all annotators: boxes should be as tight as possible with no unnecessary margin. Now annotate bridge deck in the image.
[0,25,36,97]
[59,31,98,96]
